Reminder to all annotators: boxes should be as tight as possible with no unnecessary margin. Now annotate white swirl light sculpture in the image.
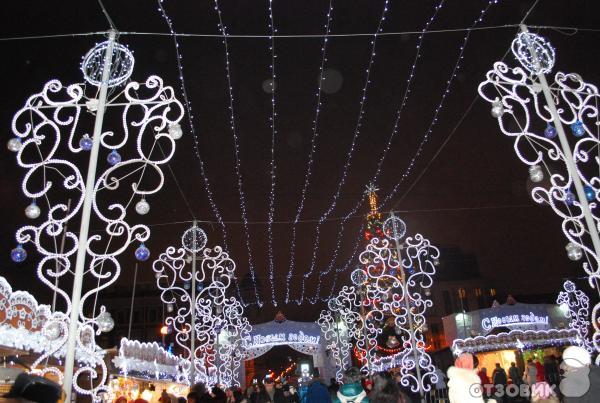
[557,281,593,353]
[7,31,183,401]
[479,26,600,361]
[152,223,251,387]
[357,213,439,396]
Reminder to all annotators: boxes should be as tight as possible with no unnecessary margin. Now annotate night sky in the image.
[1,1,600,323]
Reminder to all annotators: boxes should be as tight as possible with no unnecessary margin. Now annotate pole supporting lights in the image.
[479,26,600,361]
[8,30,184,401]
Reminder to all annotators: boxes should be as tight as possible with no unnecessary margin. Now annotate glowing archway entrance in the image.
[240,314,335,386]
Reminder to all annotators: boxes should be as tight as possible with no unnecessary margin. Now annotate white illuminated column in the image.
[357,213,439,400]
[557,281,593,352]
[8,31,183,401]
[479,26,600,360]
[152,224,251,387]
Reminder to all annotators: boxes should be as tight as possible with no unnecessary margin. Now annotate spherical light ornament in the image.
[564,281,576,293]
[383,216,407,241]
[544,124,557,139]
[135,199,150,215]
[155,272,161,279]
[43,321,62,341]
[424,289,432,297]
[351,269,368,286]
[262,78,276,94]
[566,243,583,261]
[386,335,400,349]
[584,185,595,201]
[511,32,555,74]
[183,281,191,290]
[490,101,504,118]
[7,138,22,152]
[25,202,41,219]
[433,258,440,266]
[327,298,339,312]
[11,245,27,263]
[571,120,585,137]
[107,150,121,166]
[79,135,93,151]
[528,165,544,183]
[168,123,183,140]
[182,226,207,253]
[97,311,115,333]
[81,41,135,88]
[166,303,174,313]
[135,244,150,261]
[566,191,576,206]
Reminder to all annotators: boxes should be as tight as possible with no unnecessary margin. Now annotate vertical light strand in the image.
[381,0,501,208]
[284,0,334,304]
[327,223,365,298]
[156,0,229,251]
[213,0,262,307]
[266,0,279,306]
[311,0,446,303]
[296,0,390,305]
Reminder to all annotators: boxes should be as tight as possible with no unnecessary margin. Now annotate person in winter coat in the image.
[369,372,409,403]
[535,360,546,383]
[508,362,523,386]
[332,368,369,403]
[525,359,538,386]
[306,378,332,403]
[447,352,488,403]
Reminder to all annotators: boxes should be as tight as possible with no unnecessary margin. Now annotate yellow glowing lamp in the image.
[160,325,169,335]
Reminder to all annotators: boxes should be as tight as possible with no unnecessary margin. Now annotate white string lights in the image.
[478,29,600,360]
[211,0,261,307]
[8,37,184,400]
[156,0,230,251]
[557,281,593,352]
[312,0,446,303]
[285,0,334,305]
[295,0,390,305]
[266,0,279,306]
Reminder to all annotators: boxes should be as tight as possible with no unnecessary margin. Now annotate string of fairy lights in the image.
[285,0,334,305]
[266,0,279,307]
[309,0,446,304]
[321,0,503,301]
[212,0,262,307]
[294,0,390,305]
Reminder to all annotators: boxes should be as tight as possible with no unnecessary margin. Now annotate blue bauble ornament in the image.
[571,120,585,137]
[79,135,93,151]
[135,244,150,261]
[584,185,595,201]
[107,150,122,166]
[544,124,557,139]
[11,245,27,263]
[565,191,576,206]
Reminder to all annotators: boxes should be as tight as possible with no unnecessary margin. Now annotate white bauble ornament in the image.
[566,243,583,261]
[135,199,150,215]
[7,138,22,152]
[168,123,183,140]
[97,311,115,333]
[25,202,41,219]
[491,101,504,118]
[44,321,62,341]
[529,164,544,183]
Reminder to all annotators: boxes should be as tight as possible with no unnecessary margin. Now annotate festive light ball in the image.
[97,311,115,333]
[135,199,150,215]
[544,124,557,139]
[155,272,161,279]
[433,258,440,267]
[7,138,22,152]
[565,243,583,261]
[528,164,544,183]
[490,101,504,118]
[424,289,432,297]
[197,283,204,292]
[107,150,122,166]
[584,185,595,201]
[386,335,400,348]
[135,244,150,261]
[351,269,368,286]
[511,32,555,74]
[44,321,62,341]
[79,135,93,151]
[167,303,174,313]
[11,245,27,263]
[168,123,183,140]
[383,216,407,241]
[566,191,576,206]
[327,298,339,312]
[571,120,585,137]
[182,226,207,252]
[25,202,41,219]
[184,281,191,290]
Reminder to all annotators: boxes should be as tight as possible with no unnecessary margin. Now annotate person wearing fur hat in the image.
[447,353,496,403]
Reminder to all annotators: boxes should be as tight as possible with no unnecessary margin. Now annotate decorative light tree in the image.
[356,212,439,400]
[557,280,593,352]
[8,30,183,401]
[152,222,251,387]
[479,26,600,361]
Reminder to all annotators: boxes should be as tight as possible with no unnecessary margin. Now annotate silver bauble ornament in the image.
[386,335,400,348]
[433,258,440,266]
[25,202,41,219]
[44,321,62,341]
[7,138,22,152]
[490,101,504,118]
[566,242,583,261]
[421,324,428,332]
[97,311,115,333]
[155,272,161,279]
[529,165,544,183]
[167,303,174,313]
[168,123,183,140]
[135,199,150,215]
[424,289,431,297]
